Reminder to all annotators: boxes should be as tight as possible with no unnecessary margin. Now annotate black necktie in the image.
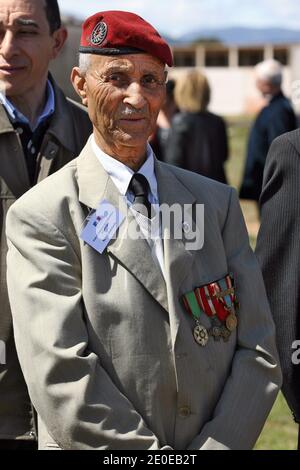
[128,173,153,219]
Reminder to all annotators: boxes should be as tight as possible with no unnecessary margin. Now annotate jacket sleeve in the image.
[267,107,296,147]
[6,203,171,450]
[187,188,282,450]
[255,135,300,423]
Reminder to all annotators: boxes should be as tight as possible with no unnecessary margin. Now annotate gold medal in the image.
[221,326,231,342]
[193,324,209,347]
[226,312,238,332]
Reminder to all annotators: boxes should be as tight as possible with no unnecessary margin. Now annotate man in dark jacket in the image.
[240,59,297,204]
[0,0,92,449]
[256,129,300,449]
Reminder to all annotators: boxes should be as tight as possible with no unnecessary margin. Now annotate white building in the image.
[170,43,300,116]
[50,19,300,117]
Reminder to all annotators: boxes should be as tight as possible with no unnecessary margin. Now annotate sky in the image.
[60,0,300,37]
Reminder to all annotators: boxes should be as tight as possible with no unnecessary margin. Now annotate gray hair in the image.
[255,59,282,86]
[79,53,91,75]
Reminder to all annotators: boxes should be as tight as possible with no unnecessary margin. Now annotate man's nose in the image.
[123,82,147,109]
[0,31,18,59]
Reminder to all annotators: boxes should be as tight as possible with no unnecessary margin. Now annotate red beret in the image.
[79,10,173,67]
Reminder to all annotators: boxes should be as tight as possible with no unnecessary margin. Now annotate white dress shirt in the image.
[91,135,165,278]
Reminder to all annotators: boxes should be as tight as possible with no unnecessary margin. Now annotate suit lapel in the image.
[37,78,79,182]
[155,161,198,290]
[155,161,199,343]
[77,140,168,313]
[0,105,31,196]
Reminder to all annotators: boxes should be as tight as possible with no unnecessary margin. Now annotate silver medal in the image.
[193,323,209,347]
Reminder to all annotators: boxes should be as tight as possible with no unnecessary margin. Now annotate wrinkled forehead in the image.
[89,53,166,75]
[0,0,47,25]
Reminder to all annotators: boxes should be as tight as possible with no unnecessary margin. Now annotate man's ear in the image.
[51,27,68,60]
[71,68,88,106]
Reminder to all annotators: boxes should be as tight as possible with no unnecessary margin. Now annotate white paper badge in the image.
[80,200,125,254]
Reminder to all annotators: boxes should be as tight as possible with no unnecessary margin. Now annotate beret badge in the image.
[90,21,108,46]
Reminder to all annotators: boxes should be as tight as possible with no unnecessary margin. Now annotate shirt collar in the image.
[91,135,158,203]
[0,79,55,131]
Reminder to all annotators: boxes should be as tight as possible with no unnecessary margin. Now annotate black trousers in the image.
[0,440,37,450]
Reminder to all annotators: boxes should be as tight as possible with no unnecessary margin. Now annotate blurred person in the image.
[0,0,92,450]
[150,79,178,161]
[240,59,297,205]
[165,69,228,183]
[256,129,300,449]
[6,10,281,450]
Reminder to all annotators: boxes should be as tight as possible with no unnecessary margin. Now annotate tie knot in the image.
[129,173,150,198]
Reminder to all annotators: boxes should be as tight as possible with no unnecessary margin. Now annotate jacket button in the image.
[178,406,191,418]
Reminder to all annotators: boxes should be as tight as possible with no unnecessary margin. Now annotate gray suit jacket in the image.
[256,129,300,424]
[6,139,281,450]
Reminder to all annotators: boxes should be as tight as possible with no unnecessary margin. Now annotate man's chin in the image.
[115,130,149,147]
[0,79,21,97]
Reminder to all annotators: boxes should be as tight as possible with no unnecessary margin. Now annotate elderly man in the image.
[6,10,281,450]
[240,59,297,205]
[0,0,92,450]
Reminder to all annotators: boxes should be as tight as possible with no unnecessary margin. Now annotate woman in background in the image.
[166,70,228,184]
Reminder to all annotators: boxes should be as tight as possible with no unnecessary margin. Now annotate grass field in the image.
[226,116,298,450]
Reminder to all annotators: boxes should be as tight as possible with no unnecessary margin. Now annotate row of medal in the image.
[193,308,238,347]
[182,275,239,347]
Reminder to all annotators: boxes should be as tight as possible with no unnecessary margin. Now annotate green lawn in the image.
[255,393,298,450]
[226,116,298,450]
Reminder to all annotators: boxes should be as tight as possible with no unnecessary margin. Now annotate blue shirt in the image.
[0,79,55,131]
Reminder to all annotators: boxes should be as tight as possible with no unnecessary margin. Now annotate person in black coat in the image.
[240,59,297,204]
[255,129,300,449]
[165,70,228,184]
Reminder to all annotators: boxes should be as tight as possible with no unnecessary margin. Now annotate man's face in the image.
[0,0,58,97]
[77,53,166,153]
[256,78,279,98]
